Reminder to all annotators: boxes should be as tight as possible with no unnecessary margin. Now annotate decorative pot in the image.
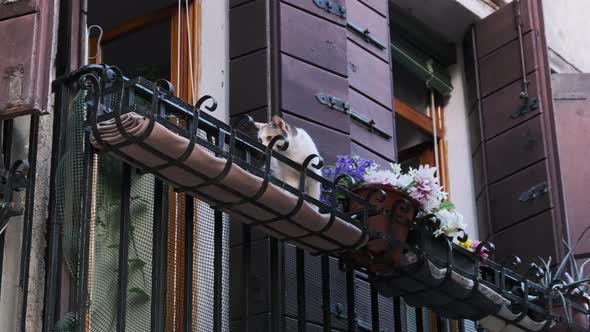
[406,230,475,273]
[549,294,589,332]
[346,184,419,272]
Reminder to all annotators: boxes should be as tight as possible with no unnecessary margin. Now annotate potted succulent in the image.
[547,228,590,331]
[321,156,463,272]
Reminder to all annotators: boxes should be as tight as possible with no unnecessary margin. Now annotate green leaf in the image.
[129,258,146,272]
[437,201,455,211]
[128,287,150,306]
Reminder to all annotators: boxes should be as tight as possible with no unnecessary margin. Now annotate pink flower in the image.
[469,240,489,260]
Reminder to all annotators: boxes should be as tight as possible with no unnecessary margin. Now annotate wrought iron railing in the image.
[45,64,589,332]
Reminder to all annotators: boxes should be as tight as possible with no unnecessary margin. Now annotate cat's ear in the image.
[271,115,288,133]
[253,122,265,129]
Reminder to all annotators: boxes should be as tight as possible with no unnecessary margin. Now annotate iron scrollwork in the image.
[0,158,29,233]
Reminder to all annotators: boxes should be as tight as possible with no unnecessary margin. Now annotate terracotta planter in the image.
[549,294,589,332]
[346,184,419,272]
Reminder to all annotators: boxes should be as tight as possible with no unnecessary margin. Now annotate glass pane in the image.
[392,58,430,115]
[102,19,171,81]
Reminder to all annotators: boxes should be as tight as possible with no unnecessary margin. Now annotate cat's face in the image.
[254,115,290,146]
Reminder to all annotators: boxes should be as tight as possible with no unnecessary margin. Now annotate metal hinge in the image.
[511,96,539,119]
[316,93,350,114]
[350,112,393,139]
[518,181,548,202]
[347,22,386,50]
[313,0,346,18]
[316,93,392,140]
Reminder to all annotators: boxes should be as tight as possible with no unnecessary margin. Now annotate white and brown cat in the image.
[255,115,322,201]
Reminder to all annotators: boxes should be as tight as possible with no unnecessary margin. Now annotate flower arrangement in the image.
[321,155,466,239]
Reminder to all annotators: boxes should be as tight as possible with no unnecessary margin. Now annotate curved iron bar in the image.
[212,134,288,210]
[455,228,469,243]
[146,95,217,176]
[69,67,590,330]
[250,154,322,226]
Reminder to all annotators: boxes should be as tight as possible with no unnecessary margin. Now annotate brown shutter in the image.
[551,74,590,258]
[463,0,565,265]
[0,0,56,119]
[229,0,397,330]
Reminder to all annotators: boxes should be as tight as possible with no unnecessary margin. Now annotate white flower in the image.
[433,209,466,238]
[390,163,402,175]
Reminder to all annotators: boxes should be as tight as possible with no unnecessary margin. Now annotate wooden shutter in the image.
[463,0,566,265]
[551,74,590,258]
[0,0,56,119]
[229,0,397,330]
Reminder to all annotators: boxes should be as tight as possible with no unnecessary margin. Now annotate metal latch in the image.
[312,0,346,18]
[350,112,393,139]
[316,93,350,113]
[316,93,392,140]
[347,22,386,50]
[518,181,548,202]
[511,96,539,119]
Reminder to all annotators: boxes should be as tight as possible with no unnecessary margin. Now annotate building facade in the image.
[0,0,588,331]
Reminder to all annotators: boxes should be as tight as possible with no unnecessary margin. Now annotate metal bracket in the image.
[0,159,30,234]
[511,96,539,119]
[518,181,548,202]
[316,93,350,114]
[350,112,393,139]
[316,93,392,139]
[347,21,386,50]
[312,0,346,18]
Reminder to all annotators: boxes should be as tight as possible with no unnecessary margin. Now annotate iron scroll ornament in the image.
[0,159,29,234]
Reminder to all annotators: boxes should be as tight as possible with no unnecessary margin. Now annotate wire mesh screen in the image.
[87,154,123,331]
[56,91,87,283]
[54,89,230,331]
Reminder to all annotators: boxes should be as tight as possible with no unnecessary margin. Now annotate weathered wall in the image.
[444,45,481,240]
[542,0,590,73]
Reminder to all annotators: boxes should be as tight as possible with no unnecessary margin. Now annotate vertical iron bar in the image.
[269,0,282,118]
[151,179,168,331]
[415,308,424,332]
[76,119,95,332]
[370,282,380,332]
[116,165,132,331]
[19,114,40,332]
[43,82,68,331]
[183,195,194,332]
[346,270,356,332]
[213,209,223,332]
[458,320,465,332]
[213,130,226,332]
[321,256,331,332]
[241,225,251,332]
[269,238,283,331]
[394,297,402,332]
[295,249,306,332]
[44,0,74,327]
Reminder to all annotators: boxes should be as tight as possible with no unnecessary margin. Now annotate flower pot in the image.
[549,294,589,332]
[406,230,475,273]
[347,184,419,272]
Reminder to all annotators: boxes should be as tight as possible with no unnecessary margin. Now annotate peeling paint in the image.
[5,64,24,106]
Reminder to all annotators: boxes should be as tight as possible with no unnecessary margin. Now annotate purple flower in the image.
[320,155,376,205]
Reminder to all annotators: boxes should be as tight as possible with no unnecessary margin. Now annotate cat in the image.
[254,115,322,201]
